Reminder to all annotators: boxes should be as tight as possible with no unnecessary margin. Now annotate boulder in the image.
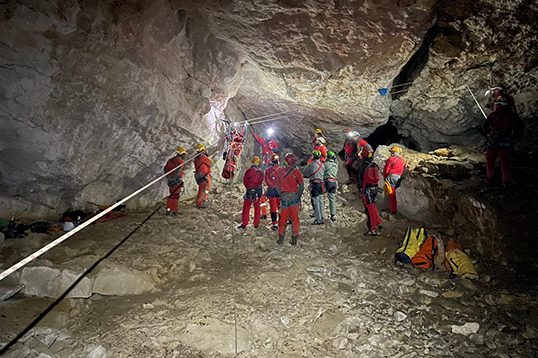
[21,266,93,298]
[92,264,156,296]
[0,271,22,301]
[452,322,480,336]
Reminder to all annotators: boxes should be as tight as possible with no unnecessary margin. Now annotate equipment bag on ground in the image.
[445,247,478,281]
[395,227,427,264]
[412,236,439,270]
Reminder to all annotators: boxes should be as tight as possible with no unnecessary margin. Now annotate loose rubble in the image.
[1,181,537,357]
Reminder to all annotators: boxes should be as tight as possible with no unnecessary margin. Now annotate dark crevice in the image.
[365,117,418,151]
[391,23,444,100]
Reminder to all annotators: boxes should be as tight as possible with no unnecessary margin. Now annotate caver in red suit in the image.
[194,146,212,207]
[165,148,186,215]
[265,154,284,228]
[358,158,382,235]
[383,148,405,214]
[252,129,279,166]
[239,157,265,228]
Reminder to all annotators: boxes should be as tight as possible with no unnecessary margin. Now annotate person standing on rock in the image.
[252,128,279,168]
[276,153,304,246]
[304,150,326,225]
[238,156,265,229]
[383,146,405,215]
[482,96,524,188]
[164,147,186,216]
[194,144,212,208]
[358,156,382,235]
[324,151,339,222]
[265,153,283,230]
[342,129,360,183]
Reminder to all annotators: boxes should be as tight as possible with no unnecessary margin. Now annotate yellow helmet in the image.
[315,128,323,134]
[390,146,403,154]
[196,144,206,152]
[252,156,260,165]
[176,147,186,155]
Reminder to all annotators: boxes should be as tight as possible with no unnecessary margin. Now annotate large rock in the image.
[92,264,156,296]
[20,266,93,298]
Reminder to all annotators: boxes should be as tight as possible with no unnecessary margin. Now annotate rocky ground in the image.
[1,177,537,357]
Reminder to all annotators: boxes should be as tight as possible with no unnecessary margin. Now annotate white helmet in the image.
[317,137,326,144]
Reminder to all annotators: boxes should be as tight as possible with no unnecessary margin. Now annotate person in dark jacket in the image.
[482,96,524,187]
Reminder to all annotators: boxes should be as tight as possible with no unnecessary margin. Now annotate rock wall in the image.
[1,0,537,217]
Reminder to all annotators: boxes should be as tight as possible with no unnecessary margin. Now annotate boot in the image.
[277,235,285,246]
[165,209,171,216]
[271,224,278,231]
[311,219,324,225]
[171,212,180,217]
[291,235,298,246]
[238,224,247,229]
[330,215,336,222]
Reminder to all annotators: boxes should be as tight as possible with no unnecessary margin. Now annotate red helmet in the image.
[270,153,280,163]
[284,153,297,166]
[344,128,352,134]
[358,139,368,147]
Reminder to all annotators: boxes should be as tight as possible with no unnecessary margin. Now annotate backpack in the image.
[396,163,410,189]
[395,227,427,264]
[444,239,478,280]
[412,236,439,270]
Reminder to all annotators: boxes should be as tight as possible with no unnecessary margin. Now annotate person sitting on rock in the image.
[358,156,382,236]
[265,153,283,230]
[238,156,265,229]
[164,147,186,216]
[324,151,339,222]
[383,146,405,215]
[276,153,304,246]
[303,150,326,225]
[194,144,212,208]
[482,96,524,188]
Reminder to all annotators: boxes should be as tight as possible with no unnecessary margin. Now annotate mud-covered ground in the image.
[1,182,537,357]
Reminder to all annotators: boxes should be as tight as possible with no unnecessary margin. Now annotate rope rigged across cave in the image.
[0,141,222,282]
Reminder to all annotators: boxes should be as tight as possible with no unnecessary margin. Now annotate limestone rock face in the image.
[1,0,537,216]
[92,264,156,296]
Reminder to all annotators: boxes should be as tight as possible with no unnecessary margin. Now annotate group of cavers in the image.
[162,127,406,246]
[162,84,523,247]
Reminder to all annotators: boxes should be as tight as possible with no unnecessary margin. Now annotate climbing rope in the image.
[466,85,488,119]
[0,141,221,282]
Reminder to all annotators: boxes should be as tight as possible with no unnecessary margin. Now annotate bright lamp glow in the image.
[347,132,354,137]
[233,122,239,126]
[267,128,274,135]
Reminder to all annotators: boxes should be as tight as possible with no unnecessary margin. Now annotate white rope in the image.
[0,142,220,282]
[466,85,488,119]
[238,111,290,125]
[248,115,290,126]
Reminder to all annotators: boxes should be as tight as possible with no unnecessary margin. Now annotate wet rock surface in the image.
[1,179,537,357]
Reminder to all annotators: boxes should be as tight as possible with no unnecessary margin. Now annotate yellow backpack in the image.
[445,249,478,280]
[395,227,427,264]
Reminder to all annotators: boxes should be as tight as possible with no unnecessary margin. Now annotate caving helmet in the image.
[270,153,280,163]
[312,150,322,159]
[176,147,187,155]
[317,137,326,144]
[315,128,323,135]
[390,146,403,156]
[252,156,261,165]
[351,131,360,137]
[327,151,336,160]
[196,144,206,152]
[284,153,297,166]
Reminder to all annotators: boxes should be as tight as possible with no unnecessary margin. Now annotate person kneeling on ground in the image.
[303,150,326,225]
[276,153,304,246]
[358,156,383,236]
[165,147,186,216]
[324,151,338,222]
[238,156,265,229]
